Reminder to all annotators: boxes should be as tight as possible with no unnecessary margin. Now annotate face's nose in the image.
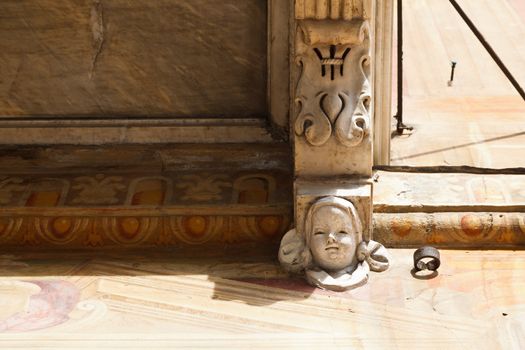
[327,232,337,243]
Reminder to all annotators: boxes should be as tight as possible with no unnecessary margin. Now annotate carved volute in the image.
[292,0,374,178]
[294,0,372,149]
[294,19,371,148]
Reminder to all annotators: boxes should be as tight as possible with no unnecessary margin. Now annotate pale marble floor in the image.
[391,0,525,168]
[0,249,524,349]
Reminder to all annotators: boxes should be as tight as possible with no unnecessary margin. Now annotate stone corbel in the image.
[279,182,390,291]
[279,0,389,291]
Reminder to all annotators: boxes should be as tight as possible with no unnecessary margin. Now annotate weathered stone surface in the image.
[373,171,525,211]
[0,0,267,118]
[372,171,525,248]
[293,18,372,177]
[374,212,525,248]
[1,249,525,348]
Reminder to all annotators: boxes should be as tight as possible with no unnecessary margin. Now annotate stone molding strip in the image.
[0,213,292,248]
[295,0,372,20]
[1,210,523,249]
[374,212,525,248]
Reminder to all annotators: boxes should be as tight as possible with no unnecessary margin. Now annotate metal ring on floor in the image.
[413,246,441,271]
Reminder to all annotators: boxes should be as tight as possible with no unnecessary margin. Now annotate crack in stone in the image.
[90,0,105,79]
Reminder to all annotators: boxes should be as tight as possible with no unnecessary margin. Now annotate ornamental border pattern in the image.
[0,211,523,249]
[0,214,292,248]
[374,212,525,248]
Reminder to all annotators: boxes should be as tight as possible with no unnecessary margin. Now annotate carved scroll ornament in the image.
[294,19,371,147]
[278,196,390,291]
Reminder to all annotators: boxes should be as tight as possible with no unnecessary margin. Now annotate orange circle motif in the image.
[118,217,141,239]
[257,216,282,237]
[390,217,412,237]
[51,217,72,238]
[183,216,208,237]
[460,214,483,237]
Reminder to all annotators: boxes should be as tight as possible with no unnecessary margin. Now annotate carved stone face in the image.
[309,205,359,272]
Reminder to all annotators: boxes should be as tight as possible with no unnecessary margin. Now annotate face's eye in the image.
[314,231,324,236]
[338,231,348,235]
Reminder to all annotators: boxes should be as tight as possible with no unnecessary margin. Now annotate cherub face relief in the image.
[309,205,358,272]
[279,195,390,291]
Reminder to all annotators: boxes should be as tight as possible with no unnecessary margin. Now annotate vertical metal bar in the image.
[393,0,410,134]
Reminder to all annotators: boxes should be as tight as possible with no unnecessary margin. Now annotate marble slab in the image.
[374,171,525,211]
[0,249,523,348]
[0,0,267,118]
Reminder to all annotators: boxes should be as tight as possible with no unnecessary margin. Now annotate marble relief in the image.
[0,250,524,348]
[280,196,389,291]
[294,19,372,148]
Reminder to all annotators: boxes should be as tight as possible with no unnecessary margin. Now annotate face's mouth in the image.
[325,245,339,251]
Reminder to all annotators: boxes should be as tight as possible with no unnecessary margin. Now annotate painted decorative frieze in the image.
[0,177,25,205]
[72,175,125,205]
[0,214,292,248]
[0,170,292,248]
[176,174,232,202]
